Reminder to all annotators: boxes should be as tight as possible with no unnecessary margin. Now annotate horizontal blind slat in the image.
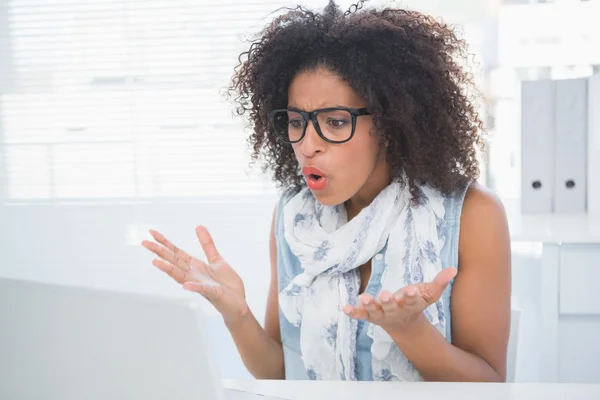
[0,0,286,201]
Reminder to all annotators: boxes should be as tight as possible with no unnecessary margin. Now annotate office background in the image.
[0,0,599,383]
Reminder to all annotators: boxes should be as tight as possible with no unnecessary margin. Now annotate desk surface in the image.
[508,212,600,243]
[498,198,600,243]
[223,379,600,400]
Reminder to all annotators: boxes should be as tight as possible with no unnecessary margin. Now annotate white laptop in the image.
[0,278,289,400]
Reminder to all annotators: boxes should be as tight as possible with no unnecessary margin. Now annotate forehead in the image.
[287,67,364,109]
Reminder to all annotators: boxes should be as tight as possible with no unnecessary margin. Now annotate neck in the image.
[345,159,391,221]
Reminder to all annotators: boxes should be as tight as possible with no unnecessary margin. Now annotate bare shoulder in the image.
[462,181,507,223]
[458,181,511,271]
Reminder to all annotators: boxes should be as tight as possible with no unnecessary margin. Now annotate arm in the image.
[225,206,285,379]
[388,183,512,381]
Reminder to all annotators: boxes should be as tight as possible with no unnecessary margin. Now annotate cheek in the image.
[339,133,380,170]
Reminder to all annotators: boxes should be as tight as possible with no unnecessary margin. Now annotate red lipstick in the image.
[301,166,328,191]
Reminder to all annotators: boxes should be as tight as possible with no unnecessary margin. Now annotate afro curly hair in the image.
[229,0,485,200]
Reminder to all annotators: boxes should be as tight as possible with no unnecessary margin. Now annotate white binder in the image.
[521,80,554,214]
[554,78,588,214]
[588,74,600,217]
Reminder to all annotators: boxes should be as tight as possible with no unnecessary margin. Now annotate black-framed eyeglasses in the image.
[268,107,371,144]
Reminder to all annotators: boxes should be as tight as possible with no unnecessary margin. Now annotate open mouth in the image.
[301,166,327,191]
[305,173,327,191]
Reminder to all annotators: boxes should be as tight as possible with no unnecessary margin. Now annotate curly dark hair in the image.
[229,0,485,199]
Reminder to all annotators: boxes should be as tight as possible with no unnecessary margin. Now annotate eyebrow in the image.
[286,104,355,111]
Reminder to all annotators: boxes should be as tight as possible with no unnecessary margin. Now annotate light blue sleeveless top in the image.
[274,184,469,381]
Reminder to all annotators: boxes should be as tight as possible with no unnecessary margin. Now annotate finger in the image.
[392,286,419,307]
[422,267,457,304]
[142,240,189,271]
[152,258,188,284]
[142,239,175,265]
[343,305,369,320]
[378,290,399,314]
[149,230,192,267]
[393,290,406,307]
[195,226,223,265]
[401,286,421,307]
[359,293,383,320]
[183,280,223,303]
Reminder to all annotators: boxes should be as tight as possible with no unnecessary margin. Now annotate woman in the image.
[142,1,511,382]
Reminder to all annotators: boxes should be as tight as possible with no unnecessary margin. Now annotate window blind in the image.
[0,0,333,202]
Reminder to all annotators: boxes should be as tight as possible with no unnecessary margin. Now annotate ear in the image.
[376,134,388,148]
[377,142,389,161]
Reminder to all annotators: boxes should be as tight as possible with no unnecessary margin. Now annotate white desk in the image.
[223,379,600,400]
[508,212,600,244]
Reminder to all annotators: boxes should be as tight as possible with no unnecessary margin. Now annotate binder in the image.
[554,78,588,214]
[521,80,554,214]
[588,74,600,217]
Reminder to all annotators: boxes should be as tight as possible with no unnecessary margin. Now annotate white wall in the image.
[0,197,277,379]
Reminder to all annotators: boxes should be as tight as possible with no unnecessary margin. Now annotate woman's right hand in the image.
[142,226,249,325]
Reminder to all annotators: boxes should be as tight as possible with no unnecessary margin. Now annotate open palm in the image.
[142,226,248,323]
[344,267,457,333]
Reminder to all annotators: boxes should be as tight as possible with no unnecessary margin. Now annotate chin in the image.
[310,190,348,207]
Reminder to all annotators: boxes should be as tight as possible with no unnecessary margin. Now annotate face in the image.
[287,67,390,208]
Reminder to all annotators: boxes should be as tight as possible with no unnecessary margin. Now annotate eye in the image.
[288,119,304,129]
[326,118,348,128]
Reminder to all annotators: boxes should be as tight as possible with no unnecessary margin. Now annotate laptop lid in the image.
[0,278,229,400]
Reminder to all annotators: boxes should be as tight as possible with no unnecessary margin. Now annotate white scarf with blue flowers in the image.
[278,180,448,381]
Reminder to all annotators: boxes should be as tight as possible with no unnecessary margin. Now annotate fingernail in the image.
[380,293,392,303]
[407,289,416,297]
[361,297,371,305]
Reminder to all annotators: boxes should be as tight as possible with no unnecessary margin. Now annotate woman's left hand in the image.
[343,267,457,334]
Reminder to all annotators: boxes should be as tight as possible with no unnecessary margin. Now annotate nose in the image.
[299,119,325,157]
